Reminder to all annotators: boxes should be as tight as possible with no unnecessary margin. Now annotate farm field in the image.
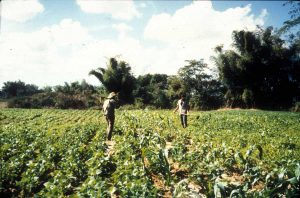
[0,109,299,197]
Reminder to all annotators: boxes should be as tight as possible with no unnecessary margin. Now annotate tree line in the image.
[1,2,299,111]
[0,58,224,110]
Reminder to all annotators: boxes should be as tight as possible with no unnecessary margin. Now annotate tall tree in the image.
[176,59,224,110]
[134,74,170,108]
[280,1,300,104]
[89,57,136,104]
[1,80,40,98]
[213,27,298,108]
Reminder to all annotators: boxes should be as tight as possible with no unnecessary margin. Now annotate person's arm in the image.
[174,101,179,113]
[102,100,108,114]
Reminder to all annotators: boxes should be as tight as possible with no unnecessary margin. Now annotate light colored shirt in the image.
[103,99,115,117]
[177,99,188,115]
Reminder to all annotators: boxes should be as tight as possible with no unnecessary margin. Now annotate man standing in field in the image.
[103,92,117,140]
[174,95,189,128]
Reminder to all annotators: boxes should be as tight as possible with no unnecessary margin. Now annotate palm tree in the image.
[89,57,136,104]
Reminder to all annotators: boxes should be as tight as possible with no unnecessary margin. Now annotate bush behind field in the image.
[7,92,101,109]
[3,89,300,111]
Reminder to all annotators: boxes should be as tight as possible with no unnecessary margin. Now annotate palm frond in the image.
[89,70,104,83]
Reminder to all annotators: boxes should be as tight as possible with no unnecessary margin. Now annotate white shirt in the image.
[177,99,188,115]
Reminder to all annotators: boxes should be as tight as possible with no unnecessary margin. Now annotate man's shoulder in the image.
[106,99,116,107]
[103,99,113,108]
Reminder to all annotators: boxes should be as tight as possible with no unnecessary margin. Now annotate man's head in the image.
[180,95,185,100]
[107,92,117,99]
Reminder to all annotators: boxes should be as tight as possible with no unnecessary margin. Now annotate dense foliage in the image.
[1,80,104,109]
[213,27,300,109]
[1,109,299,197]
[134,74,170,109]
[0,81,40,98]
[177,60,224,110]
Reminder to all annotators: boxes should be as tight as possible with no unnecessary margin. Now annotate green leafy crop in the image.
[0,109,299,197]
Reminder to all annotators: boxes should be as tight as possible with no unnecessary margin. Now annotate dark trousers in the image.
[106,115,115,140]
[180,114,187,128]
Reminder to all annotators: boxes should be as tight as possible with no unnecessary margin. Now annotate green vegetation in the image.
[1,109,299,197]
[213,27,299,109]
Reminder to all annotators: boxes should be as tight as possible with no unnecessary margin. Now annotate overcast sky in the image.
[0,0,291,87]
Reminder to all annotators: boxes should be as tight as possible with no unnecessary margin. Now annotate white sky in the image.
[0,0,288,87]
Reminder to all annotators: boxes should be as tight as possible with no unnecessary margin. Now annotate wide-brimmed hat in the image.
[107,92,117,99]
